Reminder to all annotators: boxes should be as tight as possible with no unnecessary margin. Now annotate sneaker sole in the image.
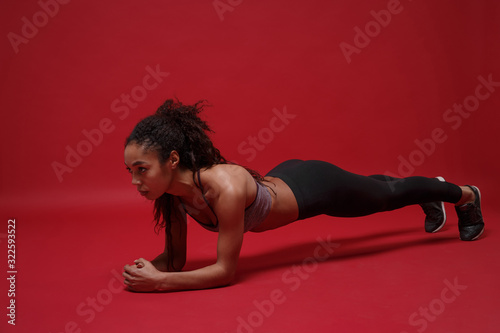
[430,201,447,233]
[469,227,485,241]
[430,176,447,233]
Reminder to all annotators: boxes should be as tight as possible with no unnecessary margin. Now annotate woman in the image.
[122,99,485,292]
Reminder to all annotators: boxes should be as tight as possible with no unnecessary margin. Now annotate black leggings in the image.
[265,160,462,220]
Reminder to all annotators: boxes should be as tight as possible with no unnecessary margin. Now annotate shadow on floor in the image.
[232,226,459,282]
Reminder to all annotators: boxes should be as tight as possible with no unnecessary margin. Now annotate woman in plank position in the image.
[122,99,485,292]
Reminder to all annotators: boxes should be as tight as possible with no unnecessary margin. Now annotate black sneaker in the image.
[420,176,446,233]
[455,185,485,241]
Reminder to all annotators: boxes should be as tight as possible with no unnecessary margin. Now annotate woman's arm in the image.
[150,197,187,272]
[156,184,245,291]
[123,174,246,292]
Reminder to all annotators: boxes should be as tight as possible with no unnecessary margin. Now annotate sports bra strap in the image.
[195,170,219,227]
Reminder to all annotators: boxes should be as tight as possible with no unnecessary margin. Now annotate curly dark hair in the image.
[125,99,264,270]
[126,99,226,168]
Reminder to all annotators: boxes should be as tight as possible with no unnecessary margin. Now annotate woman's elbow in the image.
[219,267,237,286]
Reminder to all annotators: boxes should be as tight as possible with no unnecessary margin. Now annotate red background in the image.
[1,0,499,332]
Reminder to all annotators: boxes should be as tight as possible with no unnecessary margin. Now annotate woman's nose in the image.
[131,175,141,186]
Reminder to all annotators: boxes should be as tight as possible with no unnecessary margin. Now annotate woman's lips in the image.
[139,191,148,196]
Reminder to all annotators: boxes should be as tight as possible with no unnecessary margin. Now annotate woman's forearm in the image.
[157,263,234,291]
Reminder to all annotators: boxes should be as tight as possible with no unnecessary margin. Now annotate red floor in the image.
[2,196,498,333]
[1,0,499,332]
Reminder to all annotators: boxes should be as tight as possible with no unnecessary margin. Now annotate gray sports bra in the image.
[179,171,272,233]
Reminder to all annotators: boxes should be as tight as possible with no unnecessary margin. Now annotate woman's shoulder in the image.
[201,164,254,192]
[205,163,251,180]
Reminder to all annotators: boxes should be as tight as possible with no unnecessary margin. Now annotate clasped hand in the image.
[123,258,163,292]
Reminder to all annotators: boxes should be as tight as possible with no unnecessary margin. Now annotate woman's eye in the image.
[139,167,147,173]
[126,167,132,173]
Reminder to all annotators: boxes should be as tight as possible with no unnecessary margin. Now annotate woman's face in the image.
[124,143,173,200]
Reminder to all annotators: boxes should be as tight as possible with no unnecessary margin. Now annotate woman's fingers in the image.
[134,258,146,268]
[123,259,158,292]
[122,259,160,292]
[123,264,137,275]
[123,264,141,288]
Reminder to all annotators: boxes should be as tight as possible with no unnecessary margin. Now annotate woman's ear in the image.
[169,151,180,168]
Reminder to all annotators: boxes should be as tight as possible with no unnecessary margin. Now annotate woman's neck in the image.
[168,168,200,199]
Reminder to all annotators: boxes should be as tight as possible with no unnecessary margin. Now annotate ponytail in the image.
[153,99,227,169]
